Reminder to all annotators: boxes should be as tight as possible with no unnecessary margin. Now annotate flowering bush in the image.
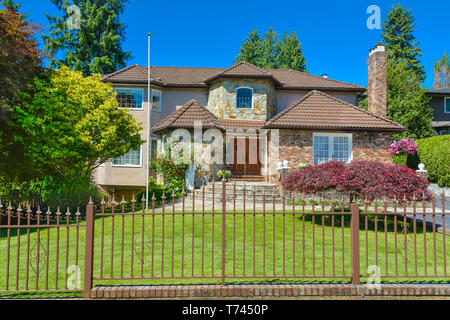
[282,160,431,201]
[390,138,418,155]
[151,156,189,196]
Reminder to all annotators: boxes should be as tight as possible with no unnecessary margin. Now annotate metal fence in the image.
[0,205,85,293]
[0,181,448,298]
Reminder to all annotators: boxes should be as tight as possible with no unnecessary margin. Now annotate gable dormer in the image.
[204,62,280,121]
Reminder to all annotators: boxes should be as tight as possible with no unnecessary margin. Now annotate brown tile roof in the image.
[152,100,266,133]
[268,69,364,91]
[151,99,224,133]
[220,119,266,130]
[264,90,404,132]
[203,61,282,85]
[102,63,365,92]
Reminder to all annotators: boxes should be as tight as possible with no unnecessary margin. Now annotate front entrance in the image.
[230,137,262,176]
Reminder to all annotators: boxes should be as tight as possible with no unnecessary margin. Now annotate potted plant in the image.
[217,170,232,182]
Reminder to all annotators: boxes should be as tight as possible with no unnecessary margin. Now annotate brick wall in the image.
[275,130,394,171]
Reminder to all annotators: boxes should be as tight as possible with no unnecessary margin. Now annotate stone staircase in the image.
[186,181,282,203]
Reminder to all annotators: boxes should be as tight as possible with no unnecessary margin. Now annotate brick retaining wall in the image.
[90,284,450,299]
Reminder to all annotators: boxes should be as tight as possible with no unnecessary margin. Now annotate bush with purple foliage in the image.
[281,161,431,201]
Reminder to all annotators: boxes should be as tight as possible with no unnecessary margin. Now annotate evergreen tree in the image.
[433,52,449,89]
[381,4,425,82]
[386,59,434,139]
[235,28,307,72]
[260,27,280,69]
[277,31,307,72]
[377,4,433,139]
[43,0,131,76]
[234,29,263,66]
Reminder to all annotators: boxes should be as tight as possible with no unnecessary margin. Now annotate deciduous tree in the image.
[14,66,144,178]
[432,52,449,89]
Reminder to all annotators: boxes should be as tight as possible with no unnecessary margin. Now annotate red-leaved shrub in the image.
[282,161,431,201]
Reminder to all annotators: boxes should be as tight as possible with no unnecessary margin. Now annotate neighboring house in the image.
[425,88,450,135]
[95,45,403,196]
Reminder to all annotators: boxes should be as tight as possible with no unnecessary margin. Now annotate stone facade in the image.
[275,129,394,170]
[156,129,227,188]
[352,131,394,164]
[207,78,277,120]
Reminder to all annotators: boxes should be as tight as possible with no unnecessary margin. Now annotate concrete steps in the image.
[186,181,282,203]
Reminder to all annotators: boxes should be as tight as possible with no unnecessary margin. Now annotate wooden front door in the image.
[231,137,262,176]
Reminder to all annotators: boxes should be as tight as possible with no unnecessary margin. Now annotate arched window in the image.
[236,88,253,109]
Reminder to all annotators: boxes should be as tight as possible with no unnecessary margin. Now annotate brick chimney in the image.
[367,45,387,118]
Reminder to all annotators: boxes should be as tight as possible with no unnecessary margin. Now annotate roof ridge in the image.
[230,61,271,75]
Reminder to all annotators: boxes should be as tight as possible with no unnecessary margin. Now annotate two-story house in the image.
[425,88,450,135]
[95,46,403,196]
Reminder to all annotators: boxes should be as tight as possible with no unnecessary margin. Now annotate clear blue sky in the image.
[20,0,449,89]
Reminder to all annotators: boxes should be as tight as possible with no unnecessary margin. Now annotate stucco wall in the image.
[161,88,208,118]
[93,85,210,193]
[207,78,277,120]
[276,91,359,113]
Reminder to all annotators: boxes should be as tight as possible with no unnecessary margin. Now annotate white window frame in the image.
[313,132,353,165]
[112,145,143,168]
[445,97,450,114]
[236,87,254,109]
[114,87,144,111]
[150,137,158,159]
[151,89,162,112]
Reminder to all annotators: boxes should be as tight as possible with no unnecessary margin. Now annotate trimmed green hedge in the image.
[417,135,450,187]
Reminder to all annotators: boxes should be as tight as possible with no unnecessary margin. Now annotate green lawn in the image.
[1,208,449,297]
